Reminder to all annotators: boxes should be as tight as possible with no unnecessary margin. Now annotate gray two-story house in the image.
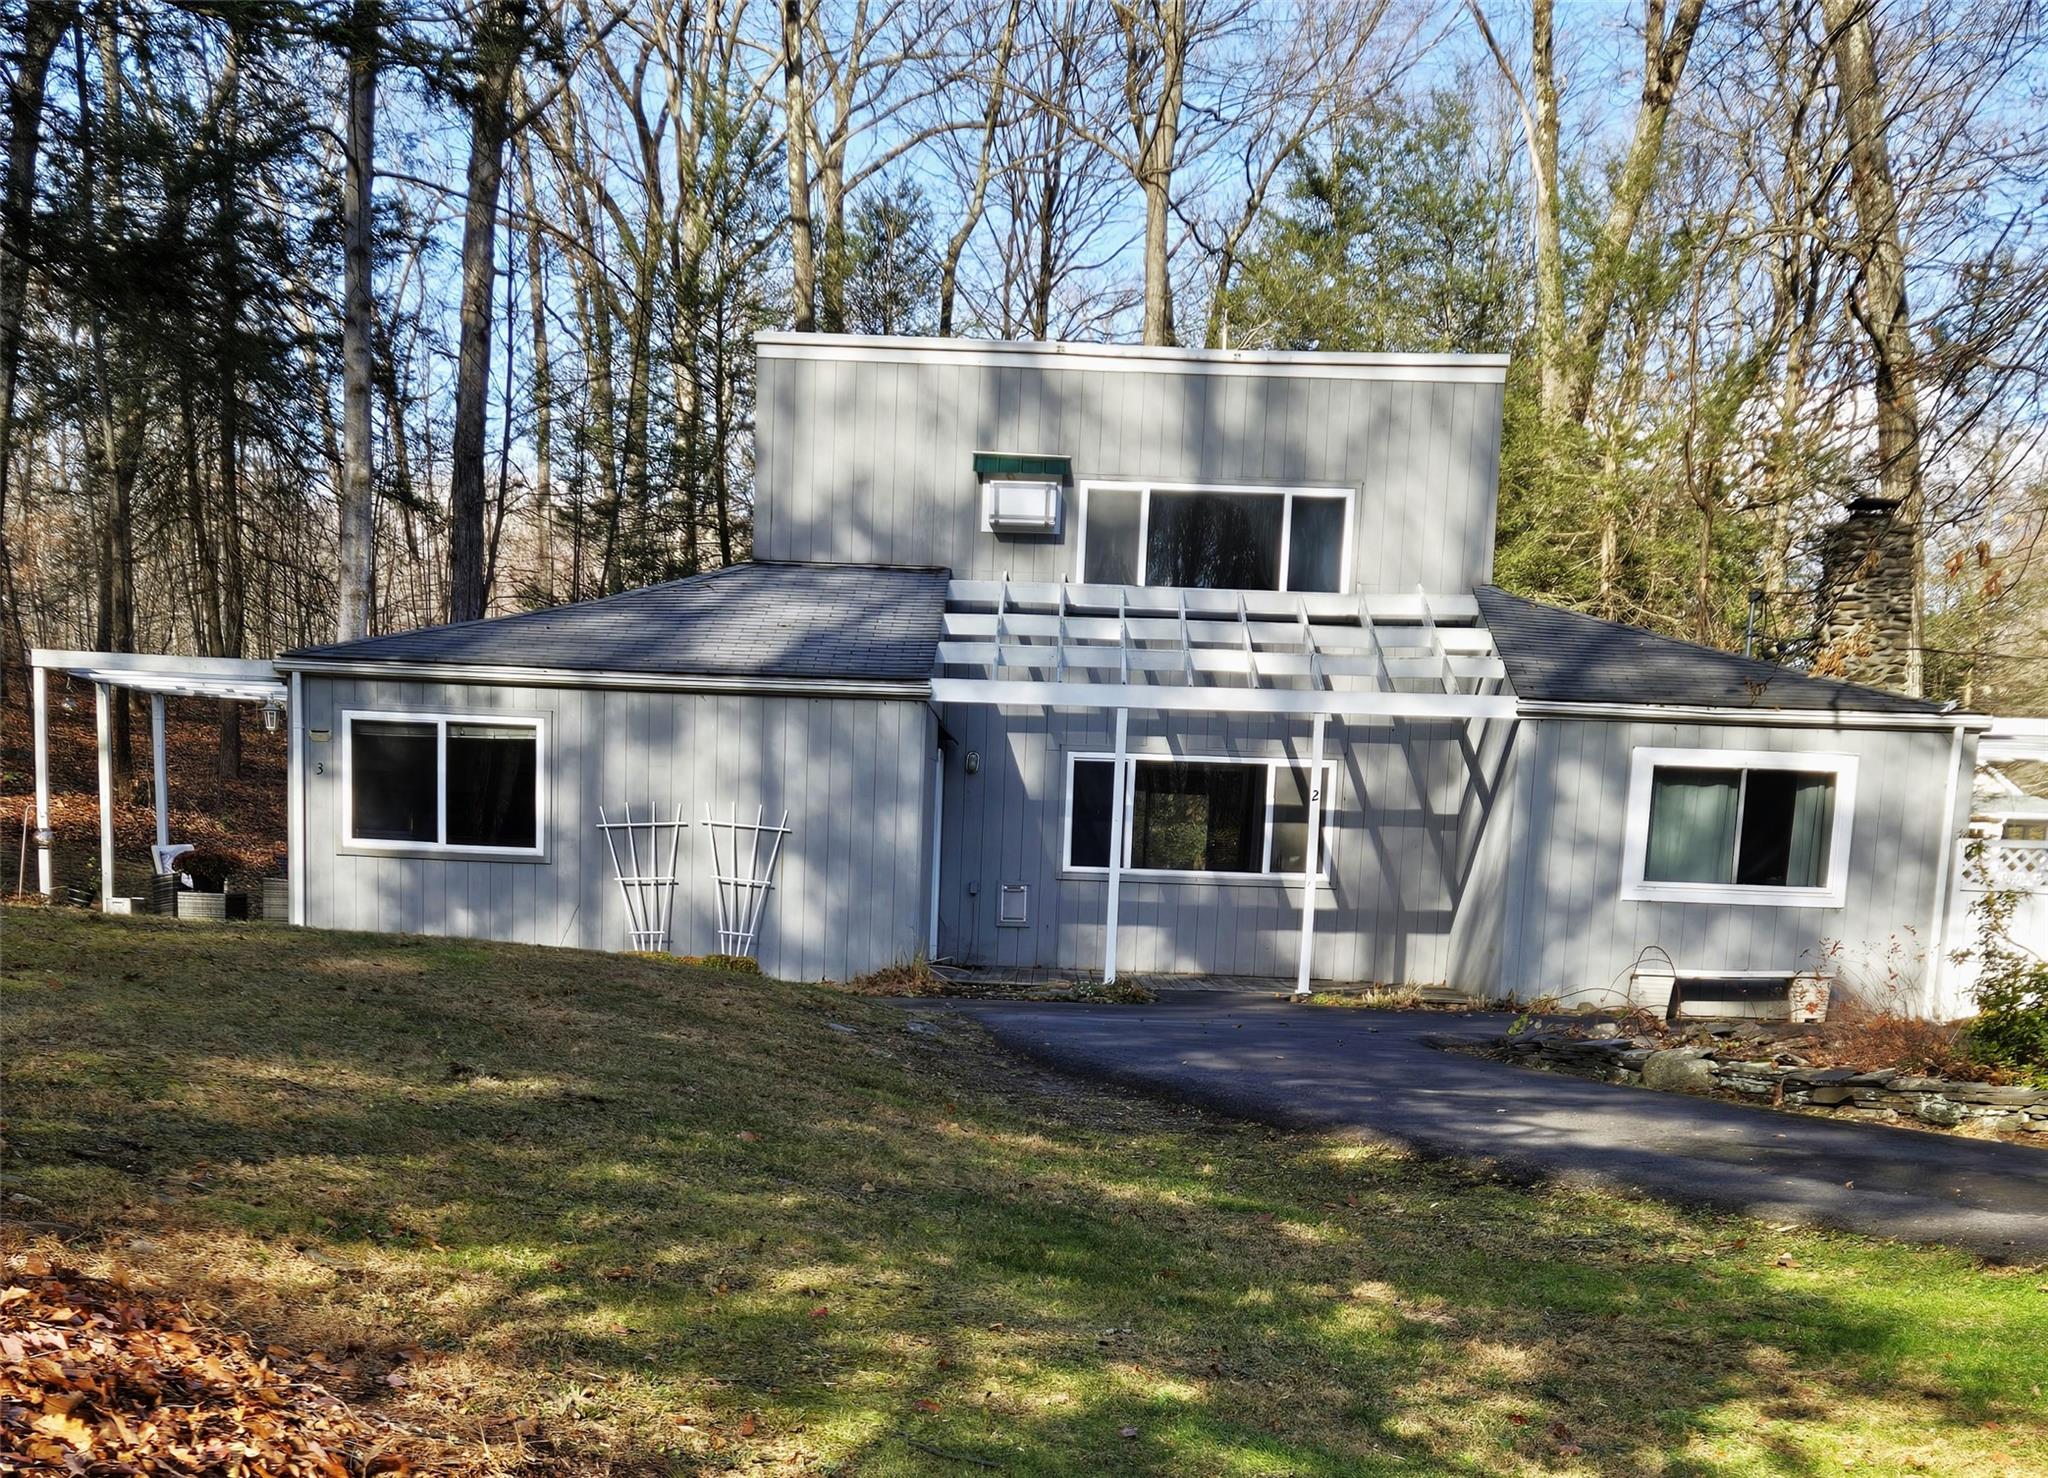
[272,333,1984,1016]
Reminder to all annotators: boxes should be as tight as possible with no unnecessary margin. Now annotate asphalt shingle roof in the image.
[1475,585,1942,715]
[284,562,948,683]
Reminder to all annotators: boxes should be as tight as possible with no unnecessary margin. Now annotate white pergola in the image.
[928,578,1515,991]
[27,649,287,907]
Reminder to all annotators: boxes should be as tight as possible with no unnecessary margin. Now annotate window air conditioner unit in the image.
[983,478,1062,534]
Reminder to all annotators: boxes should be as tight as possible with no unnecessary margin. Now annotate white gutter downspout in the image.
[1924,719,1968,1018]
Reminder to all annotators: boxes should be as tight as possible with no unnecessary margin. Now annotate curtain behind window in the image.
[1644,767,1740,883]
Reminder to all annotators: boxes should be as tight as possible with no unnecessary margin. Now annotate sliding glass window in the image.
[1080,485,1350,593]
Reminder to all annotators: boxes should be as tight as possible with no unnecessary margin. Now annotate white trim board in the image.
[1619,746,1858,909]
[754,332,1510,383]
[339,709,549,860]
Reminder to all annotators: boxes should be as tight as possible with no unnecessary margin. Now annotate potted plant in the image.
[173,849,248,921]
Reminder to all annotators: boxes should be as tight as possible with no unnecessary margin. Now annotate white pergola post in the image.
[1102,705,1129,984]
[94,682,115,908]
[1295,713,1327,997]
[149,694,170,852]
[31,665,52,895]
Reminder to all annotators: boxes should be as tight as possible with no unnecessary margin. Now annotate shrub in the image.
[175,849,237,892]
[1960,851,2048,1086]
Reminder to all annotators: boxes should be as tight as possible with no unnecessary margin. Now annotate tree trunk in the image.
[1525,0,1566,422]
[1120,0,1185,347]
[448,0,529,623]
[216,17,246,778]
[0,0,74,665]
[515,132,553,601]
[1555,0,1707,424]
[336,0,378,640]
[782,0,816,331]
[1821,0,1924,696]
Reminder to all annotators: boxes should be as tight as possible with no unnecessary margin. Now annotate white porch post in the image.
[150,694,170,852]
[31,664,52,895]
[288,671,306,926]
[1295,713,1327,997]
[94,682,115,908]
[1102,705,1129,984]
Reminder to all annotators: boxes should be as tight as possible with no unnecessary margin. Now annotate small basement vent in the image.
[997,883,1030,927]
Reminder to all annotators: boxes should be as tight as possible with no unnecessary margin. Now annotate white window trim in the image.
[340,709,548,859]
[1061,749,1333,882]
[1620,746,1856,908]
[1073,481,1356,594]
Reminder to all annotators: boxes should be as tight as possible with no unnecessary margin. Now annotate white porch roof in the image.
[31,648,286,703]
[26,648,290,912]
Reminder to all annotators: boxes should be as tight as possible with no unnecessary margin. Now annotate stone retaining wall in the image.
[1496,1030,2048,1134]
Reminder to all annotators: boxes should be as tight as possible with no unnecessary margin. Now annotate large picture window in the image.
[1621,747,1854,906]
[1078,484,1350,593]
[1065,753,1330,878]
[344,712,544,856]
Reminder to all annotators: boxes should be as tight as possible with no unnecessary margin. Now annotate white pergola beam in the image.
[946,580,1483,624]
[943,611,1496,656]
[937,641,1504,684]
[929,676,1517,721]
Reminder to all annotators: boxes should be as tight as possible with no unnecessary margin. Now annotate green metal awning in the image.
[972,451,1070,480]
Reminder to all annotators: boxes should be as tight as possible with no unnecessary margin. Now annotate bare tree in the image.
[1469,0,1708,427]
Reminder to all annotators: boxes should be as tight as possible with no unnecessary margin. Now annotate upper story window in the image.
[344,711,545,856]
[1620,747,1856,908]
[1077,483,1351,593]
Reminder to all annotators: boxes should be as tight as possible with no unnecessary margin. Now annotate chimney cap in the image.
[1846,494,1903,515]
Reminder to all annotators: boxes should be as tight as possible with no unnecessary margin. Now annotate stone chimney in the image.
[1814,496,1916,693]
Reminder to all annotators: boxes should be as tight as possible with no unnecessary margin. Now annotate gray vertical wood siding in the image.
[755,351,1504,593]
[297,676,934,980]
[1492,717,1973,1007]
[934,704,1510,982]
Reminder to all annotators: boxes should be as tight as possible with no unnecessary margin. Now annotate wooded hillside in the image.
[2,0,2044,748]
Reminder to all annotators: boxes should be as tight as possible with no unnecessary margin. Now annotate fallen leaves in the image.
[0,1256,471,1474]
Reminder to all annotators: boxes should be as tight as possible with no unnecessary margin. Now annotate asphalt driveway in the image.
[943,990,2048,1259]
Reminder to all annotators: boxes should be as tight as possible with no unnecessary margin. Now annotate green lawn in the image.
[3,907,2045,1475]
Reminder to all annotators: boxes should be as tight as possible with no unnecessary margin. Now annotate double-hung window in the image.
[1078,483,1351,593]
[344,712,544,856]
[1065,754,1331,879]
[1621,747,1854,906]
